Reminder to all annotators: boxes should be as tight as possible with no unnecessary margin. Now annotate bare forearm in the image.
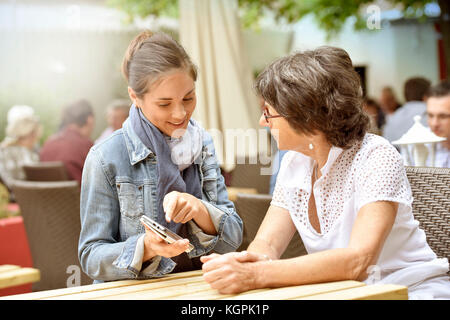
[247,238,281,260]
[254,248,371,288]
[246,205,297,260]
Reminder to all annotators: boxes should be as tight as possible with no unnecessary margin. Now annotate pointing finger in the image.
[163,192,178,222]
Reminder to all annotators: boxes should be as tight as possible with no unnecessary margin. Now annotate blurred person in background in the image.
[426,80,450,167]
[397,81,450,168]
[363,97,385,135]
[95,99,130,144]
[269,148,287,195]
[0,105,42,198]
[383,77,431,143]
[379,86,401,121]
[40,99,95,184]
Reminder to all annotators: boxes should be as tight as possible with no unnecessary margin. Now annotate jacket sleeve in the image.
[78,148,175,281]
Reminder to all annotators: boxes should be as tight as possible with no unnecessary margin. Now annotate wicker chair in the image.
[234,193,307,259]
[0,174,12,202]
[10,180,91,291]
[229,156,272,194]
[405,166,450,263]
[23,161,69,182]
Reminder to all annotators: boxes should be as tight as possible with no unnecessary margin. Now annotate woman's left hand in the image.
[201,251,267,294]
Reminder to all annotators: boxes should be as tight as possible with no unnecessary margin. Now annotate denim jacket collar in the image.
[122,118,154,166]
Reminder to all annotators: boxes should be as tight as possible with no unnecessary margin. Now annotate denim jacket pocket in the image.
[201,166,218,204]
[116,182,144,218]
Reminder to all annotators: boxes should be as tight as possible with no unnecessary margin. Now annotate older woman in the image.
[0,105,41,189]
[201,46,450,299]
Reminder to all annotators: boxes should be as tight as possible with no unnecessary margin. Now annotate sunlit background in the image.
[0,0,447,143]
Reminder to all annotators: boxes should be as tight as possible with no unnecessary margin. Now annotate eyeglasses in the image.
[263,106,283,123]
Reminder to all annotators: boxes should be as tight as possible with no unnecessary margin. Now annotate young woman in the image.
[78,31,243,282]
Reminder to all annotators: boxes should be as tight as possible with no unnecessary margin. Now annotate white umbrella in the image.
[179,0,262,172]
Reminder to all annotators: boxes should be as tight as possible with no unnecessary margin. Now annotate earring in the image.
[309,143,314,150]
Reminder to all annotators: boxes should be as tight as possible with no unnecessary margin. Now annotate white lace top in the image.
[272,134,449,298]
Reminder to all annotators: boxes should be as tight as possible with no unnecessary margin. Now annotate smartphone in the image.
[140,215,194,253]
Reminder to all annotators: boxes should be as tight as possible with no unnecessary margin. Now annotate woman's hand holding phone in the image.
[142,224,191,261]
[141,189,217,262]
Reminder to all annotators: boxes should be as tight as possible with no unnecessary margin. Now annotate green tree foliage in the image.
[108,0,448,78]
[107,0,179,23]
[109,0,434,33]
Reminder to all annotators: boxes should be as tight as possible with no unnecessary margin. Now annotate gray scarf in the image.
[129,105,203,234]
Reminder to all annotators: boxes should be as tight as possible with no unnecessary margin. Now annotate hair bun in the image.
[121,30,154,81]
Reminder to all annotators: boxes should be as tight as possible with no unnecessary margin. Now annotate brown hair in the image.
[254,46,369,149]
[60,99,94,130]
[404,77,431,102]
[427,80,450,98]
[381,86,401,111]
[122,30,197,98]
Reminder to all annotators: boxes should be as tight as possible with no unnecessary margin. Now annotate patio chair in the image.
[23,161,69,182]
[10,180,91,291]
[234,193,307,259]
[229,156,272,194]
[405,166,450,262]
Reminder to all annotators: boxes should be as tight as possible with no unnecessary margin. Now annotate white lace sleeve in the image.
[355,143,412,212]
[271,182,289,210]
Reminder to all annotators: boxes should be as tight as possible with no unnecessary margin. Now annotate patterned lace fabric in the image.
[271,134,412,235]
[271,134,450,299]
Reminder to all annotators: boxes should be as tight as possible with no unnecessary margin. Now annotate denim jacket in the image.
[78,118,243,282]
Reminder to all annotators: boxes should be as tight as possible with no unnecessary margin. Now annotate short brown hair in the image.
[60,99,94,130]
[122,31,197,98]
[254,46,369,149]
[427,80,450,98]
[404,77,431,102]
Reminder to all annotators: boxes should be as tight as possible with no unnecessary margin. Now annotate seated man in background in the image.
[425,80,450,167]
[398,80,450,168]
[0,105,42,193]
[40,99,95,184]
[95,99,130,144]
[383,77,430,143]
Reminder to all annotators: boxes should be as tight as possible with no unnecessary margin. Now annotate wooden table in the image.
[227,187,258,202]
[0,265,40,290]
[0,269,407,300]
